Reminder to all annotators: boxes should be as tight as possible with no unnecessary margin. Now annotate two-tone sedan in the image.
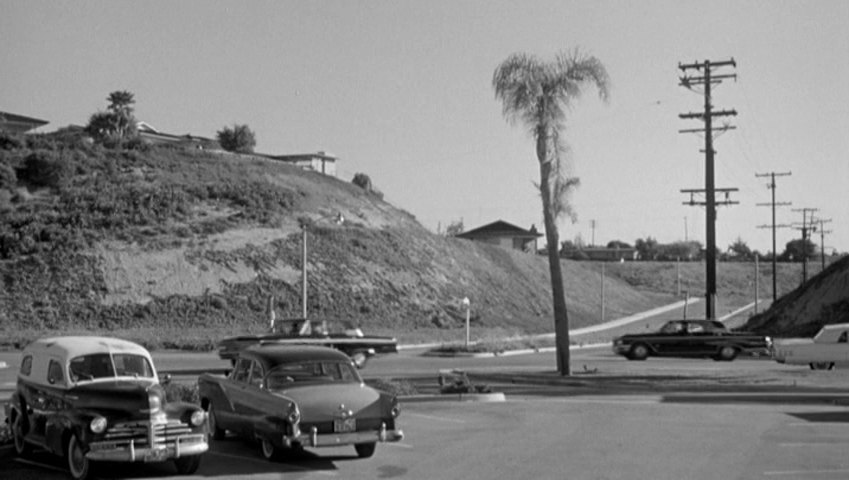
[612,319,772,362]
[198,344,403,460]
[5,336,208,480]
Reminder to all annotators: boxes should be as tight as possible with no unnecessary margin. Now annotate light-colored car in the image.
[772,323,849,370]
[198,344,403,460]
[4,336,209,480]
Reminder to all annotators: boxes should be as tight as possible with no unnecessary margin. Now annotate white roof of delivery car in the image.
[24,336,152,361]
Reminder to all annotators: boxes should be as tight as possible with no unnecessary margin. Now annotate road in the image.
[4,346,849,479]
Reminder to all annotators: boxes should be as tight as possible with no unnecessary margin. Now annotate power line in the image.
[791,208,819,285]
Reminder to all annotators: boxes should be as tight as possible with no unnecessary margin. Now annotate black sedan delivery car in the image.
[5,336,208,480]
[612,319,771,361]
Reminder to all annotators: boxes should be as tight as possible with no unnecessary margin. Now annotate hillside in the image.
[743,255,849,337]
[0,131,827,349]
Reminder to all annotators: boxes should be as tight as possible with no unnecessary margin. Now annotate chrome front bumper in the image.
[287,422,403,448]
[86,434,208,462]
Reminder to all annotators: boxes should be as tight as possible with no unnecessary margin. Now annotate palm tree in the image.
[493,50,609,375]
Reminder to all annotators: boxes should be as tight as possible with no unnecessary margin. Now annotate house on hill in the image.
[0,111,49,133]
[137,122,218,149]
[265,151,337,177]
[455,220,542,253]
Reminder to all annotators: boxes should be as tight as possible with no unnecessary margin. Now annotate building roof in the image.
[455,220,542,239]
[266,151,337,161]
[0,111,49,133]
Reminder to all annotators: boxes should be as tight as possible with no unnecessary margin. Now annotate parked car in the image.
[217,318,398,369]
[198,344,403,460]
[612,319,772,361]
[4,336,208,480]
[772,323,849,370]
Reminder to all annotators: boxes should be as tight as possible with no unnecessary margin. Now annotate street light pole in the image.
[301,225,308,319]
[462,297,471,347]
[299,213,344,321]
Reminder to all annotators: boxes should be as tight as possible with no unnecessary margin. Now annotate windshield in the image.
[69,353,155,381]
[265,361,361,389]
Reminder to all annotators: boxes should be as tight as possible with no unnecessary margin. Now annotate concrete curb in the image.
[420,343,609,359]
[400,392,506,403]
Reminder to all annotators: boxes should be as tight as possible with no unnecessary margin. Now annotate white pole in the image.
[600,263,606,323]
[302,226,308,319]
[463,297,471,347]
[754,255,759,314]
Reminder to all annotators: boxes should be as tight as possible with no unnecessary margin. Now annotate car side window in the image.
[687,323,704,334]
[232,358,251,383]
[20,355,33,376]
[47,359,65,385]
[249,361,264,388]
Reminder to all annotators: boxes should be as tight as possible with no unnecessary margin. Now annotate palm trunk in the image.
[537,133,571,376]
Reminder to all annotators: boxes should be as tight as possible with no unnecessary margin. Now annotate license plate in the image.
[333,418,356,433]
[143,448,169,463]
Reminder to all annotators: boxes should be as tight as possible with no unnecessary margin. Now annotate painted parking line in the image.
[14,457,66,473]
[405,412,467,424]
[764,469,849,476]
[385,442,414,449]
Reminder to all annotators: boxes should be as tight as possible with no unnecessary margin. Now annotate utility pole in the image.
[755,171,792,303]
[590,220,596,247]
[813,217,832,271]
[791,208,819,285]
[679,58,738,320]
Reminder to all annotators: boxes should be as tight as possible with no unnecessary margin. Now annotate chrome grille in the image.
[100,418,193,447]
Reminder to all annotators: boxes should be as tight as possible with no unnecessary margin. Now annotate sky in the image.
[3,0,847,254]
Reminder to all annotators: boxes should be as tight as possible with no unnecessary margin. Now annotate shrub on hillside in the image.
[351,172,384,199]
[0,161,17,190]
[0,130,24,150]
[18,150,74,189]
[216,124,256,153]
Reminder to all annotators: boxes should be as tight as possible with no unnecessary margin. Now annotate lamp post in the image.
[299,213,344,320]
[462,297,471,347]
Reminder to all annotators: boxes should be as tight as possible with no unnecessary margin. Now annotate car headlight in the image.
[148,392,162,413]
[190,410,206,427]
[390,398,401,418]
[90,416,108,434]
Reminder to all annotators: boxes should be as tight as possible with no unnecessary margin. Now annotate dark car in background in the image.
[612,319,772,362]
[217,318,398,369]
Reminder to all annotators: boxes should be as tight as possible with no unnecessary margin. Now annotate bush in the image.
[18,150,74,189]
[216,124,256,153]
[0,162,17,190]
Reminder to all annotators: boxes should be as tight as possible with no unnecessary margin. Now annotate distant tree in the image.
[352,173,373,191]
[85,90,138,143]
[606,240,631,249]
[727,237,754,261]
[493,49,609,375]
[779,238,817,262]
[445,219,464,236]
[217,124,256,153]
[660,241,702,261]
[351,172,384,199]
[634,237,659,260]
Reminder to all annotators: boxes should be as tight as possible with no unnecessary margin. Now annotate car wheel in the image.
[350,351,369,369]
[67,433,93,480]
[206,402,226,440]
[260,437,281,461]
[12,413,33,457]
[174,455,202,475]
[628,344,649,361]
[716,345,738,361]
[355,442,376,458]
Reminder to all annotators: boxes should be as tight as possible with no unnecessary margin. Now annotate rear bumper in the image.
[86,434,208,462]
[287,422,403,448]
